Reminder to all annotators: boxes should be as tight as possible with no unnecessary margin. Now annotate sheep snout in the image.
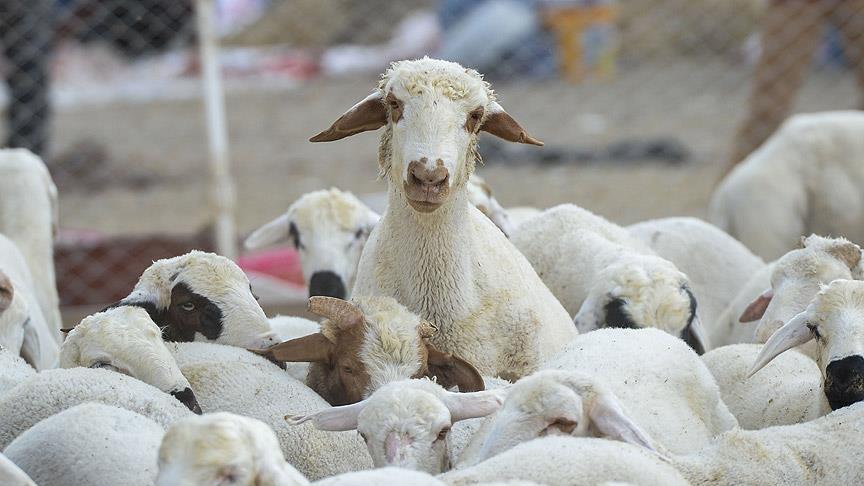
[825,355,864,411]
[405,159,450,211]
[308,271,347,300]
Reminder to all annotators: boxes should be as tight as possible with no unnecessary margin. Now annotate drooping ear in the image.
[748,310,814,377]
[443,387,508,422]
[480,102,544,146]
[310,92,387,142]
[587,390,657,452]
[285,400,368,431]
[825,241,862,271]
[680,316,708,355]
[739,289,773,323]
[425,343,485,393]
[244,212,291,250]
[0,271,13,312]
[573,293,602,333]
[250,333,334,363]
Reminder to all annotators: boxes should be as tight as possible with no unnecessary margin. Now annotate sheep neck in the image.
[381,184,477,326]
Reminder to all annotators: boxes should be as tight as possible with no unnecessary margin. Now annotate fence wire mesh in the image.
[0,0,862,316]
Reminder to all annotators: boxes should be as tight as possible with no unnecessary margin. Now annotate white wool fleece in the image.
[157,413,308,486]
[61,306,192,395]
[245,188,380,298]
[0,346,34,399]
[352,60,575,382]
[123,250,277,349]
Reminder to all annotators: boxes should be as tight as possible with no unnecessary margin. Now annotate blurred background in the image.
[1,0,861,320]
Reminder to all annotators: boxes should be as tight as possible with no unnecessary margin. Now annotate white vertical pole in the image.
[195,0,237,259]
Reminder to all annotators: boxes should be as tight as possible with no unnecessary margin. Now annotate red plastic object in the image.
[237,247,304,286]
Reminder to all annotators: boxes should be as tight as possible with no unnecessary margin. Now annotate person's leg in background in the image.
[831,0,864,109]
[724,1,826,174]
[0,0,54,157]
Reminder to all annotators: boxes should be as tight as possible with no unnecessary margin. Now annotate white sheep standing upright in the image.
[3,403,166,486]
[626,216,766,347]
[309,57,577,380]
[702,343,829,429]
[710,111,864,260]
[244,188,380,300]
[0,149,61,341]
[750,279,864,411]
[0,234,58,370]
[512,204,708,353]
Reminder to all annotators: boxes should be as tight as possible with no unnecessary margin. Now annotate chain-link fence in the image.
[0,0,862,320]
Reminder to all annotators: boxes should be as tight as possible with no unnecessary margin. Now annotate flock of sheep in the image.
[1,57,863,486]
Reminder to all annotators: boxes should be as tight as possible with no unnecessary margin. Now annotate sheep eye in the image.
[358,431,368,443]
[355,228,365,239]
[436,427,450,441]
[342,366,353,374]
[181,302,196,312]
[389,101,400,110]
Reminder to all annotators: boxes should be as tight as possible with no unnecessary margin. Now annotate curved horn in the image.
[748,310,814,377]
[285,400,368,431]
[308,296,364,329]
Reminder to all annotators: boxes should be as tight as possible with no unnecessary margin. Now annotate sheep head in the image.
[573,256,707,354]
[750,279,864,411]
[252,295,485,405]
[244,188,379,300]
[112,251,278,350]
[60,306,202,414]
[310,57,542,213]
[467,370,657,466]
[287,378,506,474]
[157,412,308,486]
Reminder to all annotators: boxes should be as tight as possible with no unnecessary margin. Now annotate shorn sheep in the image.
[738,235,863,357]
[0,234,58,370]
[59,305,202,413]
[0,148,61,341]
[710,111,864,260]
[255,296,485,405]
[244,188,380,300]
[112,250,279,349]
[512,204,708,353]
[627,216,765,347]
[4,403,166,486]
[750,279,864,411]
[310,57,576,380]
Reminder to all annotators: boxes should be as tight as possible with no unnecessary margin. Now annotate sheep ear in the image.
[480,102,544,146]
[0,271,12,312]
[250,333,334,363]
[573,294,602,333]
[285,400,367,431]
[748,310,814,377]
[588,391,657,452]
[681,315,708,355]
[245,213,291,250]
[825,241,862,271]
[310,92,387,142]
[443,388,508,422]
[739,289,773,323]
[425,344,485,393]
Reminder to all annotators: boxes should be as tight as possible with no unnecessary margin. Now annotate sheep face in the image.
[309,57,543,214]
[244,189,379,300]
[471,370,655,465]
[60,306,202,414]
[118,251,278,350]
[751,279,864,411]
[253,296,484,405]
[287,378,504,474]
[574,258,706,354]
[157,413,306,486]
[0,270,27,353]
[740,236,862,343]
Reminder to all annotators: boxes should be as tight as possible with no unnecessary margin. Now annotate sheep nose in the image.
[309,271,347,299]
[408,159,448,188]
[825,355,864,410]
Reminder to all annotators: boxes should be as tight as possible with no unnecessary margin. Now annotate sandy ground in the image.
[36,58,858,321]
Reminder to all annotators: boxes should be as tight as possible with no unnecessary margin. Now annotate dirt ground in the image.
[42,58,857,321]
